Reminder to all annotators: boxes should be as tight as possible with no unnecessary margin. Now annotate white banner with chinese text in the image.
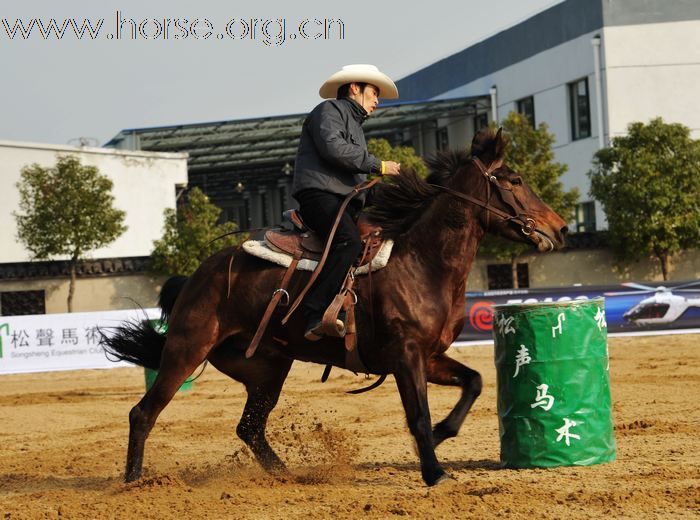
[0,308,159,375]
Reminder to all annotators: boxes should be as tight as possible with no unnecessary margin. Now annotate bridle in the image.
[428,156,537,237]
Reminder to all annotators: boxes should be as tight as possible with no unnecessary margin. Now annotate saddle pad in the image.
[242,239,394,275]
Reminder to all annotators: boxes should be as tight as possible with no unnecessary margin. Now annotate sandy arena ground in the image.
[1,334,698,519]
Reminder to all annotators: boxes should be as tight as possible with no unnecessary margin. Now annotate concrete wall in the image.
[469,248,700,291]
[0,140,188,263]
[0,274,163,314]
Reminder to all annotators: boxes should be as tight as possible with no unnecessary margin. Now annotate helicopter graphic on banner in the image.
[605,281,700,325]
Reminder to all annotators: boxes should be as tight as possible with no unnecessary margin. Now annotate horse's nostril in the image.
[560,226,569,236]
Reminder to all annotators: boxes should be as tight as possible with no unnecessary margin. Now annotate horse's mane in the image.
[365,149,472,239]
[365,128,506,239]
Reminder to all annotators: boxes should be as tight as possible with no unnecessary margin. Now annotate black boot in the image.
[304,310,346,341]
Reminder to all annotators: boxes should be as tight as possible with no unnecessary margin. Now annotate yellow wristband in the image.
[381,161,386,175]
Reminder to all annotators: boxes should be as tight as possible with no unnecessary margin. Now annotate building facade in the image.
[397,0,700,232]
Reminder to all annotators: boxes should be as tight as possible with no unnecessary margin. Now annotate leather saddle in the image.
[265,209,384,268]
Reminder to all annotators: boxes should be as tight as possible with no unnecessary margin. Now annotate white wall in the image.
[0,141,187,263]
[603,20,700,139]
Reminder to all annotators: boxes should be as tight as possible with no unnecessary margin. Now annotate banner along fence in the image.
[0,308,158,375]
[460,279,700,342]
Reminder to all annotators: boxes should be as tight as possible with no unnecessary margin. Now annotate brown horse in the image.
[103,128,568,487]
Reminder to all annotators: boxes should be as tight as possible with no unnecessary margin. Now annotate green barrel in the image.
[144,320,193,392]
[492,297,615,468]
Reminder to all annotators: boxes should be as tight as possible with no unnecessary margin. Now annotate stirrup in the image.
[304,318,345,341]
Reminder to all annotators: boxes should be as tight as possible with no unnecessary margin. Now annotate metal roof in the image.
[105,96,489,175]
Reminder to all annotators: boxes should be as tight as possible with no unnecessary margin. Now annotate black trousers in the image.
[296,189,363,320]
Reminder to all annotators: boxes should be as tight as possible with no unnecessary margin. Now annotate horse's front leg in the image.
[427,353,482,447]
[393,346,448,486]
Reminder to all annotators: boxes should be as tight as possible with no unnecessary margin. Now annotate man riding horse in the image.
[292,64,401,341]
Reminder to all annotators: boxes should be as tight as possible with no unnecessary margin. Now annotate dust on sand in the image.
[1,335,698,519]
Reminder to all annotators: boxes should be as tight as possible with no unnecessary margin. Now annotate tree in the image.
[151,187,245,276]
[15,155,127,312]
[368,138,428,178]
[478,112,579,287]
[589,118,700,280]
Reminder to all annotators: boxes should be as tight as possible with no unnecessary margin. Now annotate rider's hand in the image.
[382,161,401,176]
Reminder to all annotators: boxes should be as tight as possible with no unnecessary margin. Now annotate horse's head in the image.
[465,128,568,251]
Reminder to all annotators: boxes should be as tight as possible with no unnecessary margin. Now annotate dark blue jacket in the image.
[292,98,382,204]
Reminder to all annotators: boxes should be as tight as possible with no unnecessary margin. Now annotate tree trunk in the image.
[68,259,77,313]
[510,255,519,289]
[657,252,670,281]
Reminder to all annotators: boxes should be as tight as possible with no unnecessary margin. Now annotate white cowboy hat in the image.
[319,64,399,100]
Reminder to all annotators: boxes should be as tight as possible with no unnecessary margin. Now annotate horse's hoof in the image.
[268,464,290,477]
[433,472,455,486]
[124,470,141,483]
[425,469,453,487]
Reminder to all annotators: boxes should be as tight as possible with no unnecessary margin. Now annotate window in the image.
[487,264,530,290]
[516,96,535,127]
[626,303,669,320]
[568,78,591,140]
[576,201,596,232]
[1,290,45,316]
[474,112,489,133]
[435,127,449,151]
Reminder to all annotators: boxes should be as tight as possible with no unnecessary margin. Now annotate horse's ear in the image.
[471,127,506,163]
[470,129,489,158]
[494,127,507,161]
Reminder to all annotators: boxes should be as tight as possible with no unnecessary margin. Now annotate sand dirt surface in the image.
[1,334,698,519]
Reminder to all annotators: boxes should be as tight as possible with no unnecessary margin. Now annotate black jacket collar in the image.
[342,97,369,124]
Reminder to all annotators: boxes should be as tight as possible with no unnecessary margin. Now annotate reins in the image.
[428,156,537,236]
[281,157,535,325]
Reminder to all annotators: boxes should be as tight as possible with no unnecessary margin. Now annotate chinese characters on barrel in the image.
[513,344,531,377]
[531,383,555,411]
[555,418,581,446]
[502,306,608,449]
[551,312,566,337]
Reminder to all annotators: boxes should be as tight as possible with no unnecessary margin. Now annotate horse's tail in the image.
[102,275,189,370]
[158,275,189,323]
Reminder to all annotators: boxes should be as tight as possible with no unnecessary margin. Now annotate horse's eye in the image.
[511,177,523,186]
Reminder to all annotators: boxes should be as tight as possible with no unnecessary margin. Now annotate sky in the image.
[1,0,563,147]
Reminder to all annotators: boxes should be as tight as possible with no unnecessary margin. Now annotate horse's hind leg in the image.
[208,344,292,473]
[125,333,216,482]
[426,353,482,448]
